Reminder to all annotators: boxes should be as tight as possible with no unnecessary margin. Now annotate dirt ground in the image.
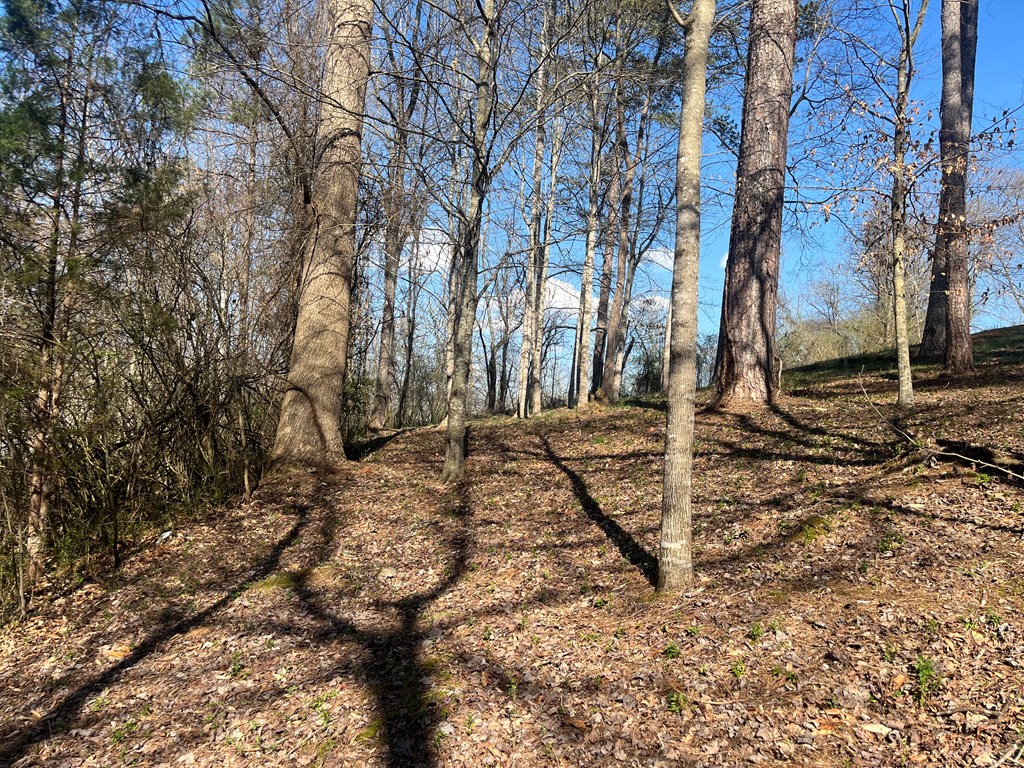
[2,358,1024,767]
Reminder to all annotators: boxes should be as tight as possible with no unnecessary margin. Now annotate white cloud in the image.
[544,277,580,313]
[719,252,729,270]
[403,227,451,275]
[646,247,674,272]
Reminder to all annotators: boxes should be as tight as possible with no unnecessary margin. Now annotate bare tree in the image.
[660,0,716,593]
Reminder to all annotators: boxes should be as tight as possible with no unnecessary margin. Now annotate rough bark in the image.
[941,0,977,373]
[919,0,977,366]
[660,0,715,594]
[712,0,797,408]
[271,0,372,468]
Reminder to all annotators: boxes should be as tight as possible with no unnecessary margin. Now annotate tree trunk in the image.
[660,0,715,594]
[890,0,928,410]
[941,0,977,373]
[920,0,977,366]
[712,0,797,407]
[571,86,602,410]
[271,0,372,468]
[441,0,496,483]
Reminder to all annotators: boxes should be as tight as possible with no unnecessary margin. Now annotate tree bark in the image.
[570,83,603,410]
[920,0,977,366]
[660,0,715,594]
[890,0,928,409]
[271,0,372,468]
[712,0,797,407]
[941,0,977,373]
[441,0,496,483]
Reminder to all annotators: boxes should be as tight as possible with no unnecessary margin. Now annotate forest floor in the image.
[3,329,1024,767]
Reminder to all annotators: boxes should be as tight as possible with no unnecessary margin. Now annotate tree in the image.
[270,0,373,467]
[888,0,929,408]
[712,0,798,407]
[368,1,426,431]
[918,0,977,368]
[659,0,715,594]
[934,0,978,372]
[440,0,496,483]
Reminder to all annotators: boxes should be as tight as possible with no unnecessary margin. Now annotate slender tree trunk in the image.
[712,0,797,407]
[441,0,496,483]
[890,0,928,409]
[660,0,715,594]
[271,0,372,467]
[571,91,602,409]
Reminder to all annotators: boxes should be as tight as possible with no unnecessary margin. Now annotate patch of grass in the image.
[663,641,681,659]
[110,717,138,744]
[747,622,765,641]
[730,659,746,678]
[911,655,941,705]
[666,691,691,714]
[355,718,383,743]
[876,530,905,553]
[685,624,700,637]
[797,515,832,544]
[251,570,307,592]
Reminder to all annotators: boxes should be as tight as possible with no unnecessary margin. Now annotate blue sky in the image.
[690,0,1024,338]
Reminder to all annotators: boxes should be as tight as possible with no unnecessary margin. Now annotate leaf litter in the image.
[1,361,1023,766]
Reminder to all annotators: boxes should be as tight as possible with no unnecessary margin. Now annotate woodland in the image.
[1,0,1024,765]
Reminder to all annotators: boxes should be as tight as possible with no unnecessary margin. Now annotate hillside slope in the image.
[2,344,1023,767]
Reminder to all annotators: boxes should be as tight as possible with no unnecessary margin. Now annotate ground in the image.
[2,330,1024,767]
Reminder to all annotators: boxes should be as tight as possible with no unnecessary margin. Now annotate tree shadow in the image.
[538,434,658,586]
[347,430,408,461]
[285,482,474,768]
[0,501,313,764]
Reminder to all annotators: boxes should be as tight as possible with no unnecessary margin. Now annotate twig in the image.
[857,374,1024,483]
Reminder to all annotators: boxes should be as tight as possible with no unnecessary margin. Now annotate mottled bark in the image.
[890,0,928,409]
[660,0,715,594]
[271,0,372,467]
[712,0,797,407]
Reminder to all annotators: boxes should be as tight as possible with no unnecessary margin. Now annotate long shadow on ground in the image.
[286,482,474,767]
[538,434,658,586]
[0,501,312,765]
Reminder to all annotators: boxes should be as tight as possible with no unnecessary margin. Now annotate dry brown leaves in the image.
[1,362,1023,767]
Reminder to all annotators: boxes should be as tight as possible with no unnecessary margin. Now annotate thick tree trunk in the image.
[660,0,715,594]
[920,0,977,367]
[941,0,977,373]
[712,0,797,407]
[271,0,372,468]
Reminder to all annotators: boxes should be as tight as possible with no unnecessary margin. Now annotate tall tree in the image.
[918,0,978,367]
[270,0,373,467]
[712,0,797,407]
[888,0,929,408]
[440,0,496,483]
[660,0,716,593]
[368,1,425,431]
